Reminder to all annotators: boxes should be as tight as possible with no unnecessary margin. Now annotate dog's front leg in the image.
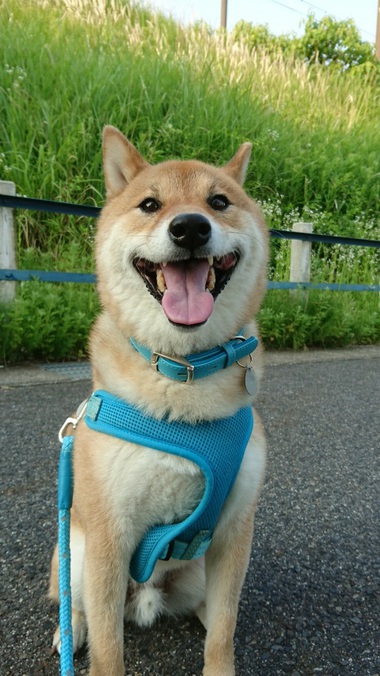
[83,530,128,676]
[202,509,255,676]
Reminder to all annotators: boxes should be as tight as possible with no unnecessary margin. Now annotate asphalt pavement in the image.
[1,346,379,676]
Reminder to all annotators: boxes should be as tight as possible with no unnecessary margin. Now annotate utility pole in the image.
[221,0,227,29]
[376,0,380,60]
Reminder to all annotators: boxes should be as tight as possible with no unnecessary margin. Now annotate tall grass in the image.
[2,0,379,234]
[0,0,379,363]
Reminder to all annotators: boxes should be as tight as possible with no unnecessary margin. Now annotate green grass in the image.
[0,0,379,363]
[259,292,380,350]
[0,280,98,363]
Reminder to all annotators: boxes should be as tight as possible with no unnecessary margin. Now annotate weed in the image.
[0,0,379,362]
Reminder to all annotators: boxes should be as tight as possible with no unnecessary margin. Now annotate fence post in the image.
[0,181,16,303]
[290,222,313,294]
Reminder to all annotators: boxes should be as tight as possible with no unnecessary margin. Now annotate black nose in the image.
[169,213,211,250]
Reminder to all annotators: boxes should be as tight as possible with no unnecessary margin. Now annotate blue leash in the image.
[57,435,75,676]
[57,399,88,674]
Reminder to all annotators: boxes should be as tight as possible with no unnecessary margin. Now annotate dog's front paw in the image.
[203,667,234,676]
[203,650,235,676]
[52,609,87,654]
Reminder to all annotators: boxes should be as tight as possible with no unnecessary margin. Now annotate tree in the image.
[231,15,376,71]
[298,15,375,69]
[232,20,294,55]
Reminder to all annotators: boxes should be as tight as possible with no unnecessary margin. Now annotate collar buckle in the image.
[150,351,195,384]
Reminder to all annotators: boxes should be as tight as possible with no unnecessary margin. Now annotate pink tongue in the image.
[161,260,214,325]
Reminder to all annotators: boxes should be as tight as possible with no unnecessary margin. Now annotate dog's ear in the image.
[102,126,149,198]
[222,143,252,186]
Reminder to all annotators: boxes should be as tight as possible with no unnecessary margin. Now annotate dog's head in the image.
[96,126,268,354]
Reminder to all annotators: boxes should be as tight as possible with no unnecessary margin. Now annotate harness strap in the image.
[85,390,253,583]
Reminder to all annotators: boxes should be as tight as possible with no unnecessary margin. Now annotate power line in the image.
[267,0,308,18]
[301,0,341,17]
[300,0,376,38]
[267,0,375,40]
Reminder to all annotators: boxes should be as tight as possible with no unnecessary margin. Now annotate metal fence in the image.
[1,186,379,302]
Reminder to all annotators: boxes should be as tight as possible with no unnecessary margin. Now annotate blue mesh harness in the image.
[84,390,254,583]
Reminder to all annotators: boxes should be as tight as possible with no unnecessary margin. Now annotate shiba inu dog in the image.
[49,125,269,675]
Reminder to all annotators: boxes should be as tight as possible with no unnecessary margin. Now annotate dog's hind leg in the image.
[164,559,206,619]
[125,559,205,627]
[125,580,167,627]
[49,517,87,653]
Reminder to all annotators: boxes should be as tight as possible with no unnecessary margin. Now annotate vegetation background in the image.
[0,0,379,363]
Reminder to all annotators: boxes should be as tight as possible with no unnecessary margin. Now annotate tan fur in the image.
[49,126,269,675]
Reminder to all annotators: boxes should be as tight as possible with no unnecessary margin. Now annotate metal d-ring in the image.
[237,353,253,369]
[233,335,253,369]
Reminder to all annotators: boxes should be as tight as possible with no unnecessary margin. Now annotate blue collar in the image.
[130,333,258,383]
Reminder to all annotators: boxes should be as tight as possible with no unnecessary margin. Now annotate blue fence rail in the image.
[1,193,379,292]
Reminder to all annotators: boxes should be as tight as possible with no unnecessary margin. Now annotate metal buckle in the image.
[150,351,195,384]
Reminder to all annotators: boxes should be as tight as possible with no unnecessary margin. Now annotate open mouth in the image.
[133,253,239,326]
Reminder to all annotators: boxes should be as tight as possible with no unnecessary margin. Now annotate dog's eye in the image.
[208,194,231,211]
[139,198,161,213]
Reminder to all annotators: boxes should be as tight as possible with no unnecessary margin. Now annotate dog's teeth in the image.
[156,269,167,293]
[208,256,214,266]
[162,261,168,268]
[207,266,216,291]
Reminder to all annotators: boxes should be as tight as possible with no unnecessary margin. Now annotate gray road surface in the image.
[1,347,379,675]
